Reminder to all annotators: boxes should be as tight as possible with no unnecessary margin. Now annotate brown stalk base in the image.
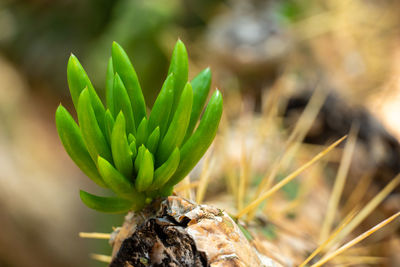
[110,196,275,267]
[110,214,207,266]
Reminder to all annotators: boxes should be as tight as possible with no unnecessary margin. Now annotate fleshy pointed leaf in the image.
[105,57,115,116]
[168,40,188,120]
[77,89,112,163]
[183,68,212,142]
[135,149,154,192]
[134,145,146,173]
[128,133,136,144]
[159,185,174,197]
[67,54,105,131]
[55,105,106,188]
[136,117,148,147]
[104,109,114,145]
[79,190,137,213]
[97,157,142,202]
[166,90,223,187]
[111,112,133,178]
[148,73,174,136]
[157,83,193,165]
[148,147,180,191]
[129,139,137,159]
[146,126,160,154]
[112,42,146,127]
[113,73,136,135]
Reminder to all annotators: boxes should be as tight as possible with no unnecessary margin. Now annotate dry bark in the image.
[109,196,277,267]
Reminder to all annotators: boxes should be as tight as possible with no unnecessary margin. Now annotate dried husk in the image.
[109,196,278,266]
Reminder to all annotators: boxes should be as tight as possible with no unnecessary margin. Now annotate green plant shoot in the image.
[56,40,223,213]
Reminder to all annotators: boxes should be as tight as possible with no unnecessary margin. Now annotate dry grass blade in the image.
[254,87,326,198]
[196,155,214,203]
[90,253,112,263]
[177,176,194,201]
[319,125,358,242]
[236,135,347,219]
[310,212,400,267]
[333,256,385,266]
[335,261,384,267]
[342,243,385,255]
[174,180,199,193]
[225,166,238,202]
[299,143,343,163]
[342,171,374,214]
[282,86,327,162]
[261,76,284,123]
[330,173,400,247]
[299,208,358,267]
[79,232,111,239]
[247,87,326,221]
[280,159,328,214]
[237,140,251,211]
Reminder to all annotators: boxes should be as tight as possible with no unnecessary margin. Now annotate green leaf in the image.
[104,109,115,145]
[135,149,154,192]
[77,88,113,164]
[67,54,105,131]
[157,83,193,165]
[129,139,137,159]
[111,112,133,178]
[166,90,223,187]
[113,73,136,135]
[146,126,160,155]
[159,185,174,197]
[79,190,136,213]
[237,223,253,241]
[136,117,148,147]
[134,145,145,173]
[183,68,212,143]
[148,147,180,191]
[105,57,115,116]
[148,73,174,137]
[55,105,106,188]
[98,157,141,201]
[112,42,146,128]
[128,133,136,144]
[168,40,188,121]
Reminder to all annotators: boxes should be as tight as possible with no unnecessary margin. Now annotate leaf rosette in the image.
[55,40,223,213]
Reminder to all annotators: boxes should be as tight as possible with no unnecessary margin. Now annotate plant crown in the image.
[56,40,223,213]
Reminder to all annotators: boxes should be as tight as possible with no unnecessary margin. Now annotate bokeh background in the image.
[0,0,400,266]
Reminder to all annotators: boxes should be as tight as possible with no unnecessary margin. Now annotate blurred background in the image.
[0,0,400,266]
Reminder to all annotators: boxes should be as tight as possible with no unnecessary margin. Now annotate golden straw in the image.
[196,155,214,203]
[174,180,199,193]
[330,173,400,247]
[311,212,400,267]
[342,171,374,214]
[299,208,357,267]
[236,135,347,218]
[79,232,111,239]
[319,125,358,242]
[90,253,112,263]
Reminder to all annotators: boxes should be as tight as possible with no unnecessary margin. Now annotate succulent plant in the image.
[55,40,223,213]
